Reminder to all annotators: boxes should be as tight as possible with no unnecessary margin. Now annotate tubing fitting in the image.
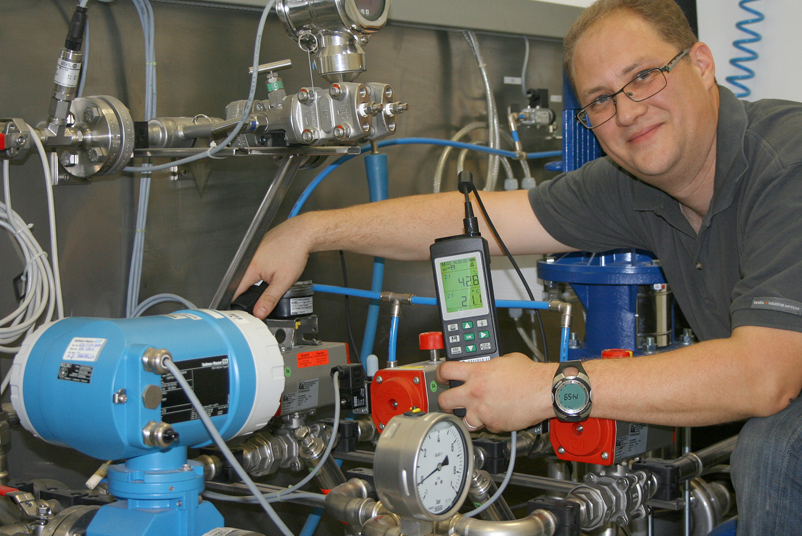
[549,300,573,329]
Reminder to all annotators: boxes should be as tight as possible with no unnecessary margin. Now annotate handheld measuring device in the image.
[430,174,502,416]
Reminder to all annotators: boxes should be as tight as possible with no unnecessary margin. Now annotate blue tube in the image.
[313,285,551,310]
[726,0,763,98]
[360,153,390,363]
[559,326,570,362]
[314,284,381,300]
[388,315,399,363]
[288,154,359,219]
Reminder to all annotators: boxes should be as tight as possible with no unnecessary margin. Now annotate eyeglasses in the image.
[575,47,691,129]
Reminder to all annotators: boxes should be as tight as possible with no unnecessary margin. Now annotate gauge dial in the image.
[353,0,386,21]
[374,412,474,521]
[416,419,469,515]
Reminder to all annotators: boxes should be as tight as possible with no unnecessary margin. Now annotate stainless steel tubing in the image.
[209,154,304,309]
[675,436,738,482]
[361,515,404,536]
[441,510,557,536]
[492,473,579,495]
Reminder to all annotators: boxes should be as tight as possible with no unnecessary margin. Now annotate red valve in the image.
[419,331,444,350]
[0,133,5,151]
[601,348,633,359]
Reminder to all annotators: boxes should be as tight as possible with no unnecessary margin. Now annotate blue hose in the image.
[388,315,399,363]
[726,0,763,98]
[559,326,570,362]
[360,152,390,364]
[289,139,560,220]
[313,285,552,311]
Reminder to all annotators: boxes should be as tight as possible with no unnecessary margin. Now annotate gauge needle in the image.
[417,456,449,486]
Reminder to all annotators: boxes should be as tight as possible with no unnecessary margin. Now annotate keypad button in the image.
[479,342,492,351]
[477,319,488,327]
[447,323,459,332]
[448,335,460,343]
[462,321,473,330]
[464,333,475,341]
[466,344,477,353]
[479,331,490,339]
[451,346,463,355]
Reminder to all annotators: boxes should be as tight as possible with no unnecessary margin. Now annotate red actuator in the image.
[0,133,6,151]
[550,349,635,465]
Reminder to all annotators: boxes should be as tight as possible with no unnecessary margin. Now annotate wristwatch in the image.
[552,360,592,422]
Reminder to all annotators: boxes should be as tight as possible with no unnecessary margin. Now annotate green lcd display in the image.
[439,256,484,314]
[556,382,588,411]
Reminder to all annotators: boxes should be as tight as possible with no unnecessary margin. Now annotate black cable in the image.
[460,181,549,360]
[339,250,361,361]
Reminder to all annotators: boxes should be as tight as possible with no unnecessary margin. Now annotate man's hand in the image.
[235,216,313,319]
[436,353,557,433]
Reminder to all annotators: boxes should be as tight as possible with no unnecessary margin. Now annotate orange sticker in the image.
[297,349,330,368]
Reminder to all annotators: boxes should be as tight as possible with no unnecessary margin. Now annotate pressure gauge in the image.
[276,0,390,39]
[374,412,474,521]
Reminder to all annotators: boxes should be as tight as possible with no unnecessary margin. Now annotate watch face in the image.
[416,419,469,515]
[556,380,589,413]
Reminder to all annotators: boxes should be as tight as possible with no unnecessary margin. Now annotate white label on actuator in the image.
[165,313,202,321]
[200,309,225,319]
[54,58,81,87]
[63,337,106,362]
[290,296,314,316]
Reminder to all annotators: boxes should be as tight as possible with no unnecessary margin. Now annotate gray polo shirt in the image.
[529,86,802,342]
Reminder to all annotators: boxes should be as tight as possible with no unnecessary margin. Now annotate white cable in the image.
[463,431,517,518]
[29,126,64,320]
[132,294,197,317]
[166,358,296,536]
[521,36,530,98]
[0,154,59,357]
[123,0,276,174]
[203,490,326,505]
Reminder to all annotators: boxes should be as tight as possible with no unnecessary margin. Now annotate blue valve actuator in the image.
[10,309,285,461]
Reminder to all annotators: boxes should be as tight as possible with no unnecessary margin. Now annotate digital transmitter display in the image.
[439,256,484,314]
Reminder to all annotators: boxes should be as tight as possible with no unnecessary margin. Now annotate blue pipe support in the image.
[538,250,666,358]
[89,448,223,536]
[359,152,390,364]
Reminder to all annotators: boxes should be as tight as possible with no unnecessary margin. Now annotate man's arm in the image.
[436,325,802,431]
[237,189,574,318]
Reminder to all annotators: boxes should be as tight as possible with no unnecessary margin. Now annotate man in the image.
[238,1,802,533]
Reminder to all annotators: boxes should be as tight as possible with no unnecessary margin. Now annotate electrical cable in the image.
[338,250,361,359]
[203,490,326,506]
[513,317,545,362]
[726,0,763,98]
[165,358,296,536]
[521,36,530,98]
[463,431,517,518]
[131,294,198,317]
[464,31,501,192]
[29,126,65,321]
[123,0,276,174]
[77,20,89,98]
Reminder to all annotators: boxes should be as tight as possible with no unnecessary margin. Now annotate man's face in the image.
[571,12,717,191]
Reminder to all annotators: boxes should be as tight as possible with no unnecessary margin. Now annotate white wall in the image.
[698,0,802,102]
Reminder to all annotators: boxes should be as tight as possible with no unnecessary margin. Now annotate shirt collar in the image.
[632,85,749,222]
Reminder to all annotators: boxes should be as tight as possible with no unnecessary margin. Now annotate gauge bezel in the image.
[276,0,389,40]
[373,412,474,521]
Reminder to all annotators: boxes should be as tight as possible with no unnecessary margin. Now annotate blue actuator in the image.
[9,309,285,461]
